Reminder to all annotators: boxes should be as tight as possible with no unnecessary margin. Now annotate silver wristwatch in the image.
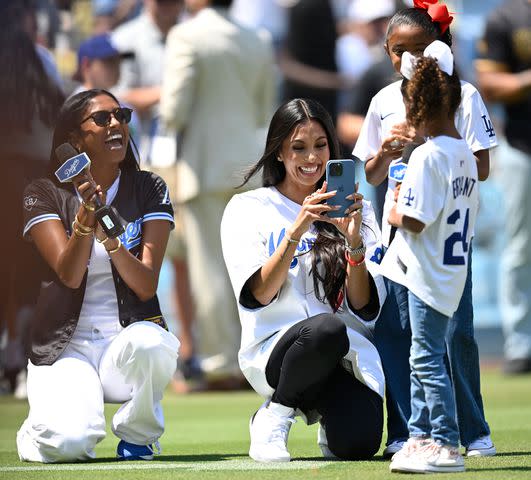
[345,239,366,257]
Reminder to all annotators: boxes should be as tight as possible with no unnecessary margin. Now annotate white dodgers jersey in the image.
[381,136,479,317]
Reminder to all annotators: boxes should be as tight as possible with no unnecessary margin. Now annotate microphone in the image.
[54,143,125,238]
[388,142,421,183]
[388,142,421,244]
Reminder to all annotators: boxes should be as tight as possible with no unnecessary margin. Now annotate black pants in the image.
[265,313,383,460]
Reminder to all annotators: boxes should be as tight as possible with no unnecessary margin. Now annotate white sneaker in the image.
[391,441,465,473]
[391,436,432,462]
[424,443,466,473]
[317,423,337,459]
[466,435,496,457]
[382,440,405,459]
[249,401,295,462]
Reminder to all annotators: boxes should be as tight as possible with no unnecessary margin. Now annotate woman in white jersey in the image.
[352,1,497,458]
[221,98,387,462]
[382,41,479,474]
[17,90,179,463]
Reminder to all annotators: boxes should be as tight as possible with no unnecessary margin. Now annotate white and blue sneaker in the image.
[116,440,159,460]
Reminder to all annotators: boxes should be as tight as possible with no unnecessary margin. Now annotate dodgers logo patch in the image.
[24,196,38,211]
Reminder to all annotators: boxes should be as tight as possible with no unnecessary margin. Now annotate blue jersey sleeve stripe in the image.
[23,214,61,236]
[142,212,174,223]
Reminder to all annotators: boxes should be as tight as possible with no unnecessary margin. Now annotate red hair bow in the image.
[413,0,454,33]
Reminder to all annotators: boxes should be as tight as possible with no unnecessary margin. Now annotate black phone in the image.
[325,159,356,218]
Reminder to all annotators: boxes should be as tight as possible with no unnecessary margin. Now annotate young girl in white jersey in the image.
[353,0,497,458]
[381,42,478,473]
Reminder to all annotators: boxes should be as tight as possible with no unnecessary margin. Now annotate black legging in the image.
[265,313,383,460]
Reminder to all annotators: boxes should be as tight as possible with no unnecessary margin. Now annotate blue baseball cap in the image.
[78,34,120,63]
[74,34,124,81]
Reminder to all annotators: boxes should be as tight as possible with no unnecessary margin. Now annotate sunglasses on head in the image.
[81,107,133,127]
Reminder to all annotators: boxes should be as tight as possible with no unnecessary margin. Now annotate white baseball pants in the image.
[16,321,179,463]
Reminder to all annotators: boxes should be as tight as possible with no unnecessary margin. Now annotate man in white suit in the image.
[160,0,275,388]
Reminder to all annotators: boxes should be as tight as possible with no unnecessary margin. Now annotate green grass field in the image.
[0,370,530,480]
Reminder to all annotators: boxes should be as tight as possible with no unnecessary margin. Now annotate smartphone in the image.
[325,159,356,218]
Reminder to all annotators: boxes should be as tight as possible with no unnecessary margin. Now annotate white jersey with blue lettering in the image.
[220,186,387,403]
[353,79,497,247]
[381,136,479,317]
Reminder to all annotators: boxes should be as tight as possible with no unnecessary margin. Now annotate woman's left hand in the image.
[321,183,364,247]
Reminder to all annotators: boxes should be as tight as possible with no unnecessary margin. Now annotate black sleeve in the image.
[141,171,174,227]
[22,179,62,241]
[347,274,380,321]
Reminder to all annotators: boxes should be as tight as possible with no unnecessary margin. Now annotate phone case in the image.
[325,159,356,218]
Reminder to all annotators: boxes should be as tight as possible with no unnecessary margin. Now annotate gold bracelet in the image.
[72,221,93,237]
[96,235,111,245]
[74,214,95,233]
[81,201,95,212]
[106,237,122,254]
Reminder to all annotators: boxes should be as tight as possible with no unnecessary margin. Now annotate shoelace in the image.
[269,415,296,443]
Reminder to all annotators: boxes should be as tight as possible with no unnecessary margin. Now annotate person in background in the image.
[221,98,386,462]
[353,1,497,459]
[280,0,344,123]
[476,0,531,375]
[71,34,122,95]
[160,0,275,389]
[112,0,201,390]
[0,0,64,397]
[111,0,183,154]
[17,89,179,462]
[92,0,143,33]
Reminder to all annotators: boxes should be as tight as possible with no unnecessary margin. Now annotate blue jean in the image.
[495,140,531,361]
[375,278,411,444]
[376,247,490,446]
[408,292,459,446]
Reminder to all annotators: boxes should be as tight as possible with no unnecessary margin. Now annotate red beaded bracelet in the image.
[345,250,365,267]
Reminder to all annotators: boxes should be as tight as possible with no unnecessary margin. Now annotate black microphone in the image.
[388,142,421,183]
[54,143,125,238]
[388,142,421,244]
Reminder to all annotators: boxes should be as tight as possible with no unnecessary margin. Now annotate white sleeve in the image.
[396,150,445,227]
[344,200,387,324]
[456,84,498,153]
[220,196,269,302]
[352,97,382,161]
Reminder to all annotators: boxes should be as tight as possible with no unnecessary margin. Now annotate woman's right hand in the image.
[287,182,339,239]
[72,172,104,208]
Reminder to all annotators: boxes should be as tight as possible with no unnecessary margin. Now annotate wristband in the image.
[345,250,365,267]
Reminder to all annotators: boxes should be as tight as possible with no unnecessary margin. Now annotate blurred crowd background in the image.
[1,0,518,397]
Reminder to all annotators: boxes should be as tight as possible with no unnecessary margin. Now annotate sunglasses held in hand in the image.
[81,107,133,127]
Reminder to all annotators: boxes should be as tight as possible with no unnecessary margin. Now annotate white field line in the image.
[0,459,332,473]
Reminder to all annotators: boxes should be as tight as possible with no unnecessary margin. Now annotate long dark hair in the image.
[49,89,140,184]
[401,56,461,128]
[386,7,453,48]
[0,5,64,135]
[242,98,355,310]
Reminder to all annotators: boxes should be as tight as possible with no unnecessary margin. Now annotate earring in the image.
[277,156,282,162]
